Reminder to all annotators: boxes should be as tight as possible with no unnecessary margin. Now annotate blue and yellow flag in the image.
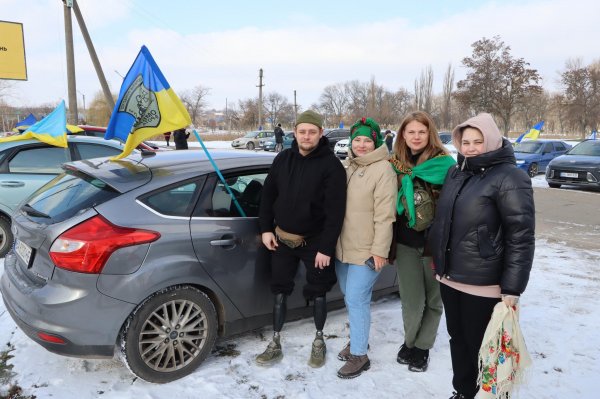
[0,101,68,148]
[105,45,191,160]
[516,121,544,143]
[15,113,37,128]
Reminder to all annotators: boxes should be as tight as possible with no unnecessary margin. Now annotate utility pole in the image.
[63,0,79,124]
[72,0,115,109]
[293,90,298,125]
[257,68,264,130]
[226,97,231,133]
[77,90,85,122]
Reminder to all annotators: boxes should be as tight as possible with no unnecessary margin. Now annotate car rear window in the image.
[24,170,119,223]
[75,143,122,159]
[9,147,69,173]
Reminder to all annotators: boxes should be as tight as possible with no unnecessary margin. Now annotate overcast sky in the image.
[2,0,599,111]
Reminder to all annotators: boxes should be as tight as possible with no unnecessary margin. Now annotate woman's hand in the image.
[502,295,519,308]
[373,255,387,272]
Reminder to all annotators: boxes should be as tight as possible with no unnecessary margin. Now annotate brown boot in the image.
[338,342,370,361]
[337,354,370,379]
[337,342,350,361]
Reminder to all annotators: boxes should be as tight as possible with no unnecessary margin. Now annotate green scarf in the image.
[391,154,456,228]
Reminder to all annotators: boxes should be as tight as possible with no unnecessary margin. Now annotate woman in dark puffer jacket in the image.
[428,113,535,399]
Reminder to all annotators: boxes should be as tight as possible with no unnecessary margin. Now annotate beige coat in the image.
[335,144,398,265]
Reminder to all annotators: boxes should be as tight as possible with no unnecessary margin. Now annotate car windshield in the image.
[514,142,543,153]
[567,140,600,156]
[244,132,258,138]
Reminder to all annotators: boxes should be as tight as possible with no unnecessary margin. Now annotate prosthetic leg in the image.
[255,293,287,365]
[308,295,327,368]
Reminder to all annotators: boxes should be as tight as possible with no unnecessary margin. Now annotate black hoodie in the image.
[259,137,347,257]
[429,139,535,295]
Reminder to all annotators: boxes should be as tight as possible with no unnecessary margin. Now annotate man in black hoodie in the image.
[256,110,347,368]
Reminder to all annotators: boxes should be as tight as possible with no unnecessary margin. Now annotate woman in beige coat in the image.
[335,117,397,379]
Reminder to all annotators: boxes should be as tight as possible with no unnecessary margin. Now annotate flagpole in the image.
[192,129,246,217]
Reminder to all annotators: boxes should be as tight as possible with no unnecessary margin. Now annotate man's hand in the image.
[372,255,387,272]
[314,252,331,269]
[262,232,278,251]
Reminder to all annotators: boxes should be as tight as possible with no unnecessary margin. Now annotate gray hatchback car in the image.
[1,150,397,383]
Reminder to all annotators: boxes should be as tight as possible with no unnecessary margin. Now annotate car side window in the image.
[75,143,122,160]
[8,147,69,173]
[554,142,566,152]
[543,143,553,153]
[140,180,201,217]
[208,172,267,217]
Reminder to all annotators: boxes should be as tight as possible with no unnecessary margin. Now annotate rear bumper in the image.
[0,253,135,358]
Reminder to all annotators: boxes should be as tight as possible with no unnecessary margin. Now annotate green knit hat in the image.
[295,110,323,129]
[350,117,383,148]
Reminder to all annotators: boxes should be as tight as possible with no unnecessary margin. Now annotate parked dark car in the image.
[438,131,452,144]
[0,136,146,258]
[260,132,294,151]
[323,128,350,150]
[513,139,572,177]
[545,139,600,189]
[0,150,397,383]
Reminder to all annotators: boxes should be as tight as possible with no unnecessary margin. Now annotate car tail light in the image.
[50,215,160,274]
[38,332,66,344]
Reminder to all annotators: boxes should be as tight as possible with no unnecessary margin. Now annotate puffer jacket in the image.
[336,144,398,265]
[429,139,535,295]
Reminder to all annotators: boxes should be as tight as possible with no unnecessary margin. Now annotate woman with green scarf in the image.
[390,111,455,372]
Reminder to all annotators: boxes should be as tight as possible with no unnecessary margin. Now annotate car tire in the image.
[548,183,561,189]
[246,142,255,150]
[120,285,218,383]
[528,163,538,177]
[0,215,12,258]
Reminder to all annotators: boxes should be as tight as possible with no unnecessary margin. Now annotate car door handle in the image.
[210,238,237,246]
[0,181,25,187]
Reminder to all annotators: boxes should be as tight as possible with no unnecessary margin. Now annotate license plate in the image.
[560,172,578,178]
[15,239,32,266]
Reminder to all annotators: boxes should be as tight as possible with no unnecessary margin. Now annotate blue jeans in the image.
[335,259,380,356]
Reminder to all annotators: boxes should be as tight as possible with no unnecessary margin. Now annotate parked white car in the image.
[335,130,397,159]
[231,130,274,150]
[334,138,350,159]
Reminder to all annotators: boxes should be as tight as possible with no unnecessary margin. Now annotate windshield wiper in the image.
[22,203,51,218]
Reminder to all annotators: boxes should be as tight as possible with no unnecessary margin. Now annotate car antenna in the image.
[140,149,156,157]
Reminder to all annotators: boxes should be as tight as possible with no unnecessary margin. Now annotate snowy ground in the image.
[1,141,598,398]
[1,236,599,399]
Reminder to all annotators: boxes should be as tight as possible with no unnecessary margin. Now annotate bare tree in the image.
[414,66,434,113]
[237,98,260,131]
[86,90,115,126]
[180,85,211,127]
[0,81,15,101]
[319,83,348,124]
[455,36,542,136]
[560,58,600,137]
[345,80,369,122]
[263,92,294,128]
[441,63,455,129]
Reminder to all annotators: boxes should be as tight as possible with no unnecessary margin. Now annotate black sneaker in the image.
[396,343,413,365]
[449,392,473,399]
[408,347,429,372]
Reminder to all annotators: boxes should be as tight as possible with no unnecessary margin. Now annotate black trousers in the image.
[440,283,500,398]
[270,237,337,300]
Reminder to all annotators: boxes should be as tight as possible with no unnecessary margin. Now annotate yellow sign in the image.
[0,21,27,80]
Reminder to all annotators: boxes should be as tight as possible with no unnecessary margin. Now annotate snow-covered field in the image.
[1,236,599,399]
[0,140,598,398]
